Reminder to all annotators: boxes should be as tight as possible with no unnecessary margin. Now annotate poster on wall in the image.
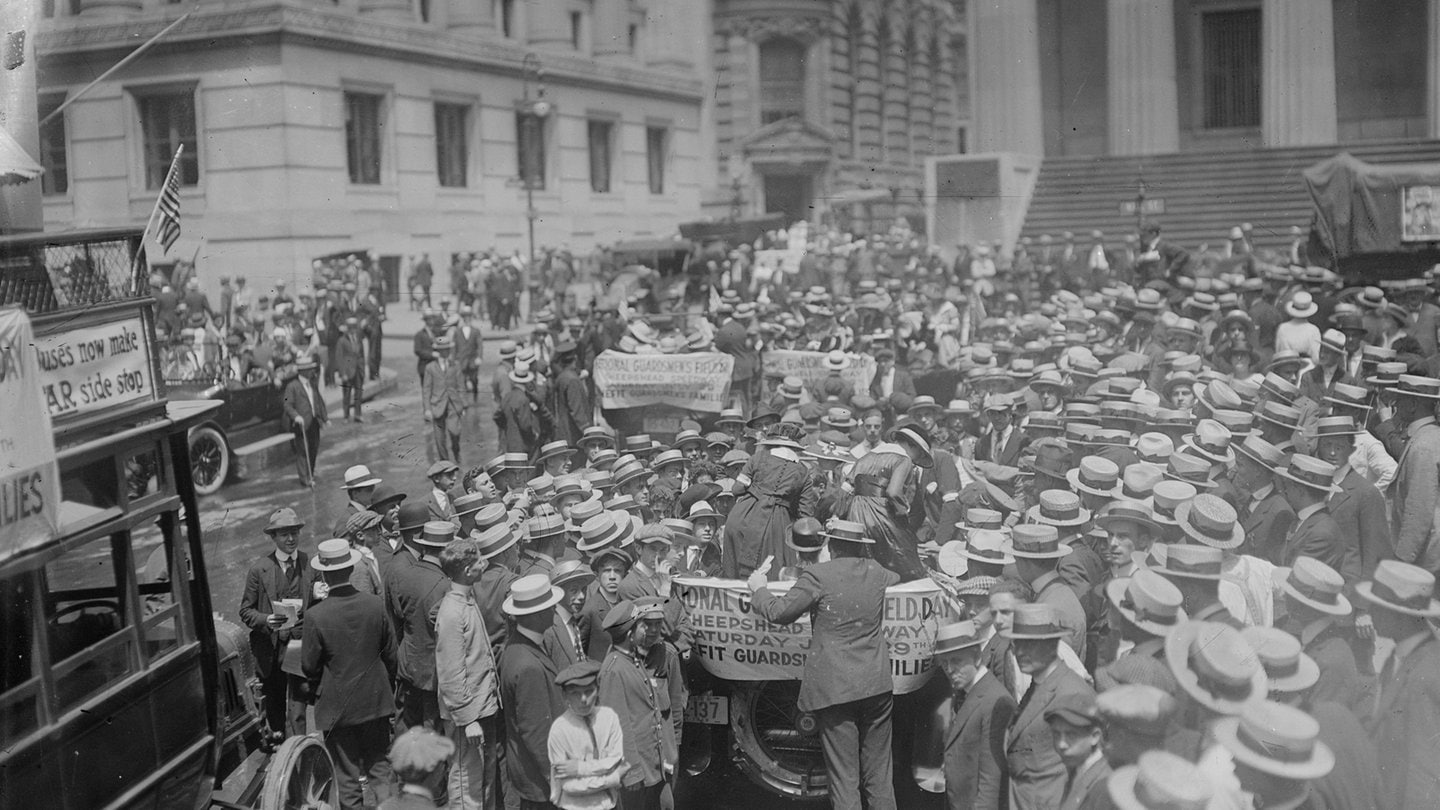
[1402,185,1440,241]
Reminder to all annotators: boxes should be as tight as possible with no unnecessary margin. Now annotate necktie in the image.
[1016,680,1038,716]
[282,558,294,579]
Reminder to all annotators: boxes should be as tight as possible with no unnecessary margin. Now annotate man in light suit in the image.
[424,336,466,463]
[749,520,901,810]
[282,355,327,486]
[933,621,1016,810]
[1003,603,1096,810]
[302,539,398,810]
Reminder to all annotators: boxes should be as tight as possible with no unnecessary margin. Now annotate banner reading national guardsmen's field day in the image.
[592,350,734,411]
[675,577,956,694]
[762,350,877,393]
[0,308,61,559]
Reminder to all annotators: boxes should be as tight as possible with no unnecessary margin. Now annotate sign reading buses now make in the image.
[32,315,157,420]
[0,309,61,556]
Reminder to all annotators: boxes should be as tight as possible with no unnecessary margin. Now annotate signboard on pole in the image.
[675,577,954,694]
[0,308,61,559]
[32,314,157,420]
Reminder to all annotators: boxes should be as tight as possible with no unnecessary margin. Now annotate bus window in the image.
[0,575,39,746]
[45,532,138,710]
[59,454,122,531]
[124,442,167,502]
[136,513,194,662]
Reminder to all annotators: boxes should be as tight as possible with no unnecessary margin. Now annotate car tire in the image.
[189,424,230,496]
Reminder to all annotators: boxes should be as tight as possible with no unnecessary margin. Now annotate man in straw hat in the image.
[497,574,570,810]
[930,620,1016,810]
[303,538,399,809]
[1002,602,1096,810]
[1275,557,1363,711]
[748,519,901,810]
[1005,523,1088,660]
[1212,701,1334,810]
[239,507,314,739]
[1103,568,1186,669]
[1231,434,1295,566]
[498,359,553,455]
[1273,454,1350,577]
[1106,750,1212,810]
[423,333,467,463]
[391,522,458,739]
[1359,559,1440,810]
[1390,374,1440,572]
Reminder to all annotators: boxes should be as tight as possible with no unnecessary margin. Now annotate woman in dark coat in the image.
[721,425,817,579]
[834,420,934,581]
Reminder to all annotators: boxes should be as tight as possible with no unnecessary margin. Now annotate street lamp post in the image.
[519,52,549,322]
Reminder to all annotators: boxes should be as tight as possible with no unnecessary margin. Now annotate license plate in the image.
[684,693,729,725]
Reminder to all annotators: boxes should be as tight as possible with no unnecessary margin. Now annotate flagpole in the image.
[129,145,184,280]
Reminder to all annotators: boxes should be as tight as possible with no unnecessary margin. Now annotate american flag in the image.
[156,146,183,254]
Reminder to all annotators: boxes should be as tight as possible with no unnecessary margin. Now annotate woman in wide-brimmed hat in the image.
[719,423,819,581]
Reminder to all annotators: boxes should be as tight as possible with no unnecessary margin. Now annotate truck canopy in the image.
[1305,152,1440,262]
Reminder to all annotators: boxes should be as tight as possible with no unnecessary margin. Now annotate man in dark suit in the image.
[714,303,760,412]
[335,316,366,422]
[1275,454,1355,579]
[388,521,454,737]
[283,356,327,486]
[497,575,567,810]
[423,336,466,463]
[974,394,1028,467]
[453,305,482,401]
[749,520,901,810]
[1315,416,1393,580]
[868,347,915,418]
[1135,222,1192,287]
[547,340,592,446]
[1360,560,1440,810]
[1232,435,1295,565]
[303,539,398,810]
[1002,603,1096,810]
[933,621,1016,810]
[238,507,314,738]
[1299,329,1359,405]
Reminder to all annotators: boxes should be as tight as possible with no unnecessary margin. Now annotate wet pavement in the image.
[199,332,504,619]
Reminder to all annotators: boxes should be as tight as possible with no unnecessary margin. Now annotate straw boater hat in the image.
[1145,543,1225,582]
[1285,291,1319,318]
[1165,620,1267,714]
[1068,456,1122,499]
[1240,626,1320,693]
[1274,454,1341,495]
[1096,499,1163,537]
[1180,420,1234,465]
[340,464,382,490]
[1107,751,1213,810]
[1001,603,1069,640]
[932,620,987,656]
[474,523,520,560]
[1393,374,1440,400]
[311,538,361,571]
[415,520,458,550]
[824,350,850,371]
[822,518,874,544]
[536,440,577,464]
[451,492,488,519]
[1106,569,1186,637]
[1163,451,1216,490]
[1367,361,1407,388]
[1004,523,1072,559]
[503,574,564,616]
[716,408,746,428]
[1275,557,1352,616]
[1322,381,1371,412]
[1356,559,1440,618]
[264,507,305,534]
[1172,494,1244,550]
[1213,701,1334,781]
[958,528,1015,567]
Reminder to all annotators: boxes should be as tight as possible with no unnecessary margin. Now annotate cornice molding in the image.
[37,1,704,102]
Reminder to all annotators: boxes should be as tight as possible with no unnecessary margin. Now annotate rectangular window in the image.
[434,102,469,188]
[571,11,583,49]
[136,90,199,189]
[646,126,666,194]
[499,0,514,37]
[345,91,384,185]
[1201,9,1261,129]
[628,24,638,53]
[587,120,613,193]
[38,94,67,195]
[516,111,546,190]
[46,532,139,711]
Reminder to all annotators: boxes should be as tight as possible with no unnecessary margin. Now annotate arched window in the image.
[759,37,807,125]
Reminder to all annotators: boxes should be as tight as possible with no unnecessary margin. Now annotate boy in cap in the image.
[381,728,455,809]
[239,507,314,739]
[303,539,399,809]
[598,598,681,810]
[618,525,693,660]
[424,460,461,523]
[434,538,499,810]
[548,661,627,810]
[932,620,1016,810]
[1043,692,1109,810]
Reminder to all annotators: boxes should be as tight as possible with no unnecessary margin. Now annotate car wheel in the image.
[729,680,829,801]
[190,425,230,496]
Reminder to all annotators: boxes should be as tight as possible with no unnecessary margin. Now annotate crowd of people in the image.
[238,216,1440,810]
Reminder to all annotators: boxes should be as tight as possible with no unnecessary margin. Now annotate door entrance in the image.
[762,174,813,225]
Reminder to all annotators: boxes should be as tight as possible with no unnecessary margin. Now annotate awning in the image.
[828,187,891,206]
[0,125,43,186]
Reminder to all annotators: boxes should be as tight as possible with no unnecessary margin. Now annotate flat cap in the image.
[1095,684,1177,736]
[1043,691,1098,727]
[555,660,602,689]
[388,727,455,774]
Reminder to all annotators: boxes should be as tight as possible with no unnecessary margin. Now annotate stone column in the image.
[446,0,493,35]
[526,0,572,51]
[910,42,934,157]
[882,24,909,165]
[1428,0,1440,136]
[931,37,956,154]
[853,13,883,164]
[1107,0,1179,155]
[971,0,1043,156]
[1262,0,1336,146]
